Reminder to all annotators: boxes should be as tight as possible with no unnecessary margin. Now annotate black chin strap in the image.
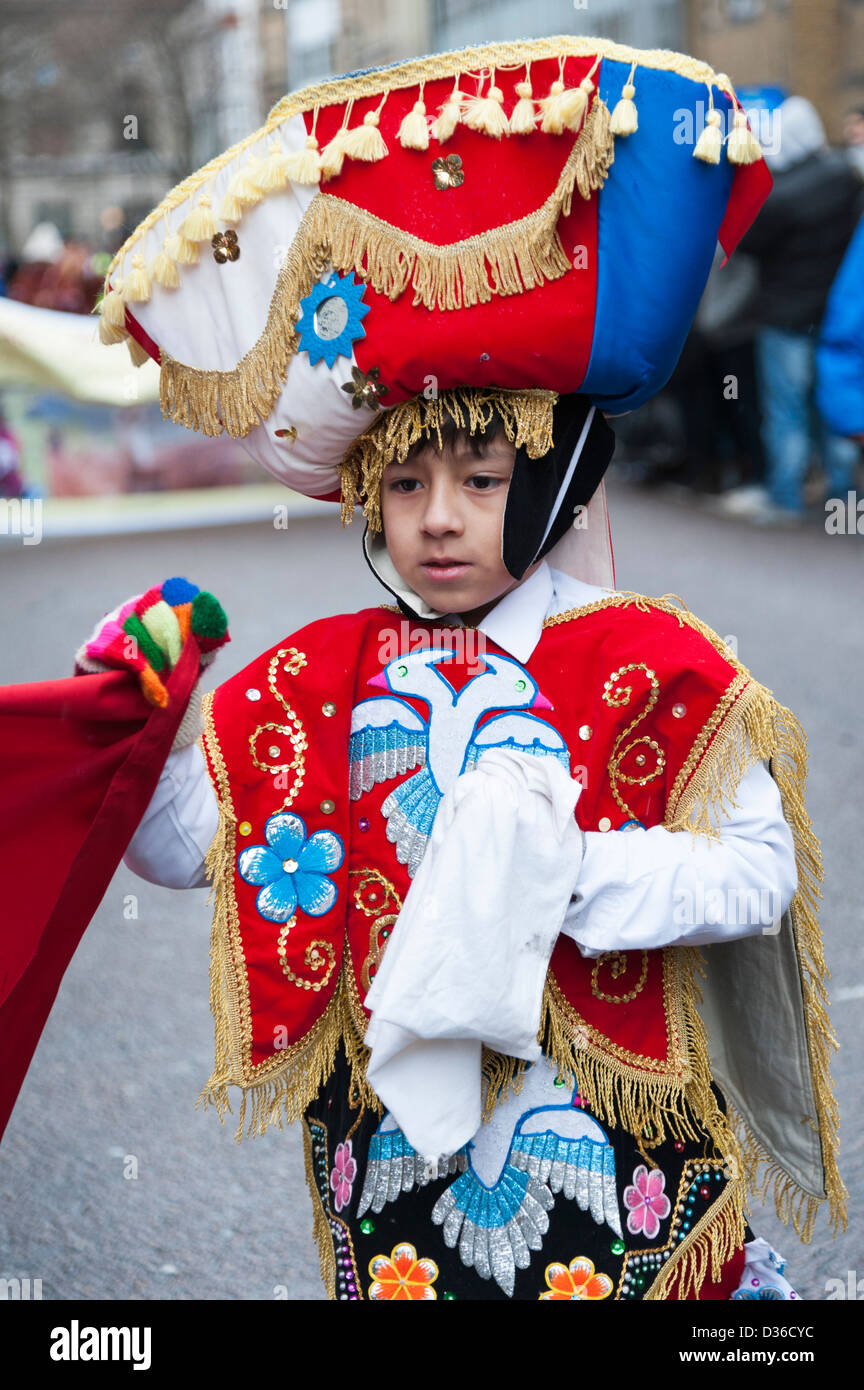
[502,394,615,580]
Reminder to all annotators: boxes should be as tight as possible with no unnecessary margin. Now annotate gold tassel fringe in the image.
[338,386,558,531]
[645,1177,747,1300]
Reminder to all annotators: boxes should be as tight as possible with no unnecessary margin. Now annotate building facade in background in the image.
[686,0,864,139]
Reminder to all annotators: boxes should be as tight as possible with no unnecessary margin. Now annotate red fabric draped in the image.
[0,638,200,1141]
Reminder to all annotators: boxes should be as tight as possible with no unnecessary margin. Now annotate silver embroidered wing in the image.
[463,711,571,772]
[356,1121,467,1216]
[349,697,427,800]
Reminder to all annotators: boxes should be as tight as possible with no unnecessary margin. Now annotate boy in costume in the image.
[1,36,846,1300]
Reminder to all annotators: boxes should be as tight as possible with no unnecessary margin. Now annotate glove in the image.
[74,576,230,748]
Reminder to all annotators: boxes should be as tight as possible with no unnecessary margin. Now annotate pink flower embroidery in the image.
[330,1140,357,1213]
[623,1164,671,1240]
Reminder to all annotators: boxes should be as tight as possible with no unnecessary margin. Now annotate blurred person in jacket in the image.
[844,106,864,181]
[816,214,864,449]
[736,97,863,523]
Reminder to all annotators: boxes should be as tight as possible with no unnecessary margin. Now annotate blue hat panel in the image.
[581,60,737,412]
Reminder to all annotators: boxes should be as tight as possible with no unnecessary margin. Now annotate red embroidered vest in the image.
[199,592,772,1149]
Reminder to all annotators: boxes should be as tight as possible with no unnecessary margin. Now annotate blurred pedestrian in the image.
[736,96,863,523]
[843,106,864,181]
[816,214,864,446]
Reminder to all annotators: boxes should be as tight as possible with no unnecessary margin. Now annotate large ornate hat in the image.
[97,34,771,567]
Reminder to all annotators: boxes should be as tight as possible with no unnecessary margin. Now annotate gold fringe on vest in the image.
[645,1175,747,1300]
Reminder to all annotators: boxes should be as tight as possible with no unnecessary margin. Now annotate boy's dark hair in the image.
[403,410,509,460]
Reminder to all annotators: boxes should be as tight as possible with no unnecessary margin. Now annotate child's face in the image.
[380,436,538,619]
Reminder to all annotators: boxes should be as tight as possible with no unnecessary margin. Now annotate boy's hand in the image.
[74,576,230,711]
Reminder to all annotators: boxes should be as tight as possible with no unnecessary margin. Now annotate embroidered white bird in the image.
[349,647,570,874]
[356,1056,622,1296]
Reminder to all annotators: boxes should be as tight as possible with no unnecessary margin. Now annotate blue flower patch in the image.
[237,812,344,922]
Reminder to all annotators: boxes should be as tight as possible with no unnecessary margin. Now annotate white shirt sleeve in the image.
[561,754,798,956]
[122,741,219,889]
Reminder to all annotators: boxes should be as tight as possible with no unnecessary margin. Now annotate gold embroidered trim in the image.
[603,662,664,818]
[197,688,351,1139]
[105,36,736,287]
[339,386,558,530]
[302,1118,337,1298]
[644,1171,747,1300]
[591,950,649,1004]
[271,37,737,122]
[541,947,740,1166]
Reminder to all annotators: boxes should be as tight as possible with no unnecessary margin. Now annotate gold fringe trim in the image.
[544,589,847,1240]
[145,101,610,439]
[302,1119,337,1298]
[197,696,380,1140]
[540,953,743,1173]
[644,1176,747,1300]
[309,90,613,310]
[728,1097,847,1242]
[338,386,558,531]
[480,1048,527,1122]
[105,35,738,288]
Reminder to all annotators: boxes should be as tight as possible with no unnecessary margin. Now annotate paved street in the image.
[0,478,861,1301]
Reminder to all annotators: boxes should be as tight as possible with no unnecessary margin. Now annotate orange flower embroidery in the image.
[368,1242,438,1300]
[539,1257,613,1301]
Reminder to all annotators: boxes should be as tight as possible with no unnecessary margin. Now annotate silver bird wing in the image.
[349,697,427,800]
[463,711,571,772]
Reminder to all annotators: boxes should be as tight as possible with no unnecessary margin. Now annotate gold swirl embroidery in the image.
[602,663,665,818]
[590,950,649,1004]
[277,915,336,992]
[249,646,308,809]
[349,869,403,992]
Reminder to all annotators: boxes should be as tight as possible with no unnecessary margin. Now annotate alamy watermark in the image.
[0,497,42,544]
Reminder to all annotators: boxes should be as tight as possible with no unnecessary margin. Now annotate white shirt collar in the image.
[466,562,614,664]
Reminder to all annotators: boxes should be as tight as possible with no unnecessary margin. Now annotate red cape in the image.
[0,637,200,1140]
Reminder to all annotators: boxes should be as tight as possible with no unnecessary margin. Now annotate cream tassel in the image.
[341,97,389,162]
[431,79,464,143]
[256,137,294,191]
[98,279,128,344]
[152,236,181,289]
[163,229,199,264]
[610,62,638,136]
[320,99,353,180]
[462,73,509,138]
[228,156,266,206]
[727,107,762,165]
[286,135,323,184]
[178,194,216,243]
[218,191,244,223]
[122,253,151,303]
[399,83,429,150]
[320,129,346,179]
[694,87,724,164]
[126,336,151,367]
[509,69,537,135]
[540,56,599,134]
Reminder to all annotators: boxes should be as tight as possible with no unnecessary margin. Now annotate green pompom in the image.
[191,590,228,639]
